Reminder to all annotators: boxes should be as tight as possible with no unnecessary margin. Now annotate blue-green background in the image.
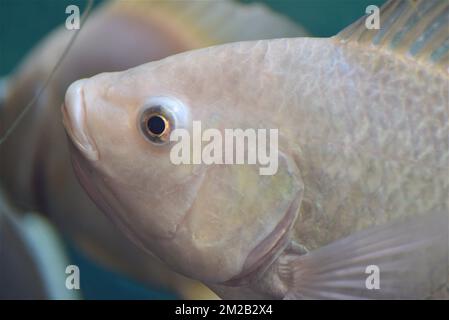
[0,0,386,299]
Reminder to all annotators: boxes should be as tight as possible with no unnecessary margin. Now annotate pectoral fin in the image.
[281,210,448,299]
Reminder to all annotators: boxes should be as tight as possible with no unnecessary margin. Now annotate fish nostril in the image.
[62,79,99,161]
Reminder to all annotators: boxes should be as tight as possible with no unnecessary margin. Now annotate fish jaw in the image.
[62,79,99,161]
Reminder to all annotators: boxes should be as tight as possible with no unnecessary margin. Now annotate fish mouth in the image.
[224,193,301,286]
[62,79,99,161]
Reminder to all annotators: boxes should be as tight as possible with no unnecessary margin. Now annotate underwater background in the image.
[0,0,386,299]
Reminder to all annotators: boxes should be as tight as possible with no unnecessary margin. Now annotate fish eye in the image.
[139,106,174,144]
[138,96,190,145]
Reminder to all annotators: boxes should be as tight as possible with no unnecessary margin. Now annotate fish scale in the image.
[284,38,448,249]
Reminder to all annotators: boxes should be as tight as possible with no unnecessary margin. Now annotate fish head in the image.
[62,45,304,283]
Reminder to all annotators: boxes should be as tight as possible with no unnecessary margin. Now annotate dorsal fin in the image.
[336,0,449,72]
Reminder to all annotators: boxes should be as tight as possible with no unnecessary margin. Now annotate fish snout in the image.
[62,79,99,161]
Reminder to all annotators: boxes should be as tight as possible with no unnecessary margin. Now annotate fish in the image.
[0,0,306,298]
[61,0,448,299]
[0,186,79,299]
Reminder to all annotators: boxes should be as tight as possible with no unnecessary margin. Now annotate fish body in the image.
[0,0,305,297]
[62,0,449,299]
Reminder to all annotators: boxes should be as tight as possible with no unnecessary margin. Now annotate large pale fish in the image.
[62,0,448,299]
[0,0,305,298]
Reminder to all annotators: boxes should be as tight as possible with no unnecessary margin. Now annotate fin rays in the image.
[337,0,449,71]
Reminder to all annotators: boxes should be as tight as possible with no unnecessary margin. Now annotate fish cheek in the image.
[171,152,304,282]
[92,161,208,243]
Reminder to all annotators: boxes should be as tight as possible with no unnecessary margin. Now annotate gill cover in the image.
[155,150,304,283]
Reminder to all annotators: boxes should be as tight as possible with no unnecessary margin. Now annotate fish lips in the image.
[62,79,99,161]
[224,191,301,286]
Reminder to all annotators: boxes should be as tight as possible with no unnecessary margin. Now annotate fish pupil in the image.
[147,115,166,136]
